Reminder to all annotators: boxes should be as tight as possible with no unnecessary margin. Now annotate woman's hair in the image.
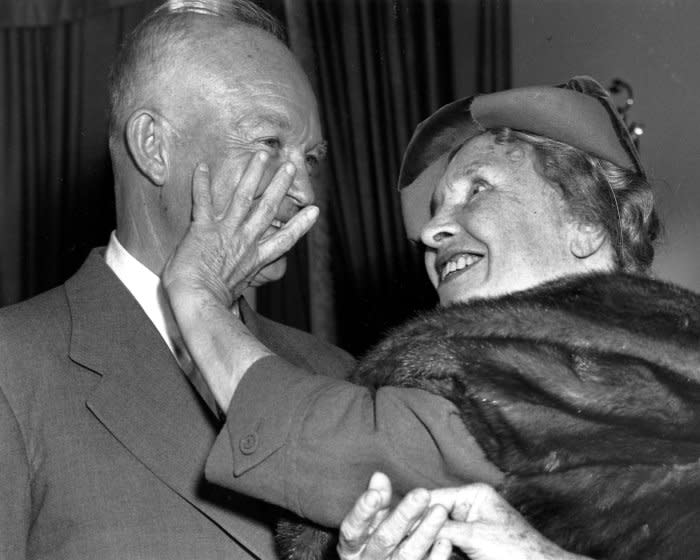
[490,127,660,274]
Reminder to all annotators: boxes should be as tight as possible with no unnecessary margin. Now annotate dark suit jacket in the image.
[0,250,354,560]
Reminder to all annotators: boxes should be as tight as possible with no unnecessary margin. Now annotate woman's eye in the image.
[471,182,488,197]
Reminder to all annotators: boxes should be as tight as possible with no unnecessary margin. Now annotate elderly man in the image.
[0,2,356,558]
[1,0,496,558]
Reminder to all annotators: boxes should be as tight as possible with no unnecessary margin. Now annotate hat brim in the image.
[399,79,644,240]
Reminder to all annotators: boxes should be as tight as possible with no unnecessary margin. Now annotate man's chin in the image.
[250,257,288,287]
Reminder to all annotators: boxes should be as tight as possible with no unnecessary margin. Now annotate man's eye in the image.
[261,138,281,150]
[305,154,320,171]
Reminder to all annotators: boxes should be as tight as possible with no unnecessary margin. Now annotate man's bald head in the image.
[107,0,285,143]
[107,0,323,279]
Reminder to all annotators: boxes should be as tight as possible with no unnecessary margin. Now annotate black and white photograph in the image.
[1,1,699,558]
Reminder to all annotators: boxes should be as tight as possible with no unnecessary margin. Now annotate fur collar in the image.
[279,273,700,560]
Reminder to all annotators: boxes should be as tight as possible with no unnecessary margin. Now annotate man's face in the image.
[421,134,578,305]
[162,26,324,286]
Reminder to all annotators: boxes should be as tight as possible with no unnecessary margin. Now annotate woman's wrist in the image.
[164,277,273,411]
[164,274,232,311]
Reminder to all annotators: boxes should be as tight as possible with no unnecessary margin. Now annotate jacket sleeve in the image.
[205,355,504,527]
[0,383,31,559]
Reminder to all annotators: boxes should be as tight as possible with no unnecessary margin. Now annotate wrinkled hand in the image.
[338,473,451,560]
[162,152,319,307]
[431,484,589,560]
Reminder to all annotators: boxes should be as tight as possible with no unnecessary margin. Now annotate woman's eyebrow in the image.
[453,161,487,179]
[446,141,467,164]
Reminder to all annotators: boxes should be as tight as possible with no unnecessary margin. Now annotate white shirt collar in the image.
[104,231,179,358]
[105,232,228,418]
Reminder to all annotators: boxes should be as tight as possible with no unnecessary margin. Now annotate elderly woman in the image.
[163,77,700,560]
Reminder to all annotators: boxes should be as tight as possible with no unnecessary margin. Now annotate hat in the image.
[398,76,645,240]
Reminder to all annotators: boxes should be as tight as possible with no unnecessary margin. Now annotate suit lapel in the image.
[240,299,313,370]
[67,250,276,559]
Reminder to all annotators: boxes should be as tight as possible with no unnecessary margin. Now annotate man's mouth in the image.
[271,219,285,229]
[437,252,483,282]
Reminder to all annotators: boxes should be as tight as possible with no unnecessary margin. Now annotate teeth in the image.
[271,219,284,228]
[440,253,481,282]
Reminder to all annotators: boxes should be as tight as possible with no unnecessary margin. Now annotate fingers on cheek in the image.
[302,206,320,227]
[269,163,296,197]
[253,166,276,199]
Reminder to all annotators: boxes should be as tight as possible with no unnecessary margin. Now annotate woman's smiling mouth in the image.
[438,252,484,283]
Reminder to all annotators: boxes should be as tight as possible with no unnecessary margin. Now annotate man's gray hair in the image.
[107,0,285,139]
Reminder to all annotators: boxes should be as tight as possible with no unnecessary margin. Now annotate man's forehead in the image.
[237,99,321,130]
[236,110,292,130]
[194,28,317,116]
[196,25,307,91]
[218,70,317,116]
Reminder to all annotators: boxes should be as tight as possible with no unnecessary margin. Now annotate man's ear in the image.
[569,221,609,259]
[125,109,170,186]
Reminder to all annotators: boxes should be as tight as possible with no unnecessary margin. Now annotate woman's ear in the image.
[125,109,170,186]
[570,221,609,259]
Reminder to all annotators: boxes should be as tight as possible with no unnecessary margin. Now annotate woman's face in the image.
[421,134,580,306]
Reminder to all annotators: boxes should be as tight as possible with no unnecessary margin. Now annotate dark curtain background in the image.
[264,0,512,355]
[0,0,160,304]
[1,0,510,358]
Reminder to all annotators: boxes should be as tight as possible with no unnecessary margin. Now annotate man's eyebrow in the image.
[311,140,328,157]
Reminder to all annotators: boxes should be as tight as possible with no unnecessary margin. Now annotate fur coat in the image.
[277,272,700,560]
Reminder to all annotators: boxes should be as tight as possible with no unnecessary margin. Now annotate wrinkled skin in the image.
[115,20,324,285]
[421,134,584,306]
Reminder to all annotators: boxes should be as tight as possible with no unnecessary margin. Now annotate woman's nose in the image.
[420,213,460,248]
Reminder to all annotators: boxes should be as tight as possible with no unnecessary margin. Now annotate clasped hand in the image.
[339,473,587,560]
[162,152,319,307]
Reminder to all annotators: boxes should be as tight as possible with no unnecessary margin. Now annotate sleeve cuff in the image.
[224,355,338,476]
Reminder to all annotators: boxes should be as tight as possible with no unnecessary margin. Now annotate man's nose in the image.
[420,212,461,249]
[286,154,315,207]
